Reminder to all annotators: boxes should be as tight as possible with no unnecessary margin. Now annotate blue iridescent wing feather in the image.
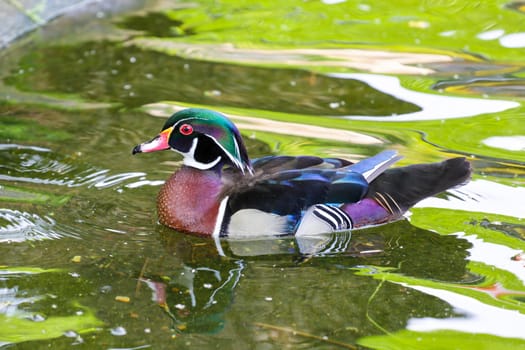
[223,156,369,216]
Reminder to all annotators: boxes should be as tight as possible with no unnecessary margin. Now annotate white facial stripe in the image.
[173,117,196,130]
[173,117,246,172]
[209,136,245,174]
[179,137,222,170]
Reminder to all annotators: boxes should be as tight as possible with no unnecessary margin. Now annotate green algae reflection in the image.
[0,267,103,346]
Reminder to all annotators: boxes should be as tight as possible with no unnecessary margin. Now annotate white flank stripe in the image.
[213,196,229,238]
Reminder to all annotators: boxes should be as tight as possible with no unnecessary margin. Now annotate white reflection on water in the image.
[415,179,525,219]
[327,73,520,121]
[477,29,505,40]
[500,32,525,48]
[461,233,525,284]
[482,135,525,151]
[124,179,164,188]
[405,231,525,339]
[404,182,525,339]
[406,284,525,340]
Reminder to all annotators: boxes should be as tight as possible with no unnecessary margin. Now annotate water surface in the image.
[0,1,524,349]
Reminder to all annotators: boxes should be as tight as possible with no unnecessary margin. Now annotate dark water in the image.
[1,1,525,349]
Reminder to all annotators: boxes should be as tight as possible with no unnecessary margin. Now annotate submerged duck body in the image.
[133,108,471,238]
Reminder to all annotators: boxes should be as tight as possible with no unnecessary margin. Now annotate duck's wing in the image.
[218,159,365,237]
[218,151,402,237]
[222,156,368,215]
[221,151,402,213]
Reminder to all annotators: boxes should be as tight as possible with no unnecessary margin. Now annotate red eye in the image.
[179,124,193,136]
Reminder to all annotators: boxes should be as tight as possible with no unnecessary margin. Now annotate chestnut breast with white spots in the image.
[157,166,222,235]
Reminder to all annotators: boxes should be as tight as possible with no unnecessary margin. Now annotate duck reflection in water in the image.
[139,221,471,334]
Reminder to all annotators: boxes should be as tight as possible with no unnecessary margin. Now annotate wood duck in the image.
[133,108,471,238]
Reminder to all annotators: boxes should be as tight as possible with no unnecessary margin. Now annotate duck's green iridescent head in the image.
[133,108,252,174]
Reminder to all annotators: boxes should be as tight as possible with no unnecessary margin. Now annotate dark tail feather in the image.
[367,157,472,216]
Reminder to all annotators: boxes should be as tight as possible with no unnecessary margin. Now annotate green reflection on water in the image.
[0,267,103,345]
[4,41,420,115]
[150,0,525,63]
[360,330,525,350]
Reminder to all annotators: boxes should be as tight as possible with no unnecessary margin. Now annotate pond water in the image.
[1,1,524,349]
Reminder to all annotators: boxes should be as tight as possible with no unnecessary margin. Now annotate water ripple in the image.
[0,144,51,153]
[0,286,42,317]
[0,144,161,190]
[0,209,67,242]
[93,172,151,189]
